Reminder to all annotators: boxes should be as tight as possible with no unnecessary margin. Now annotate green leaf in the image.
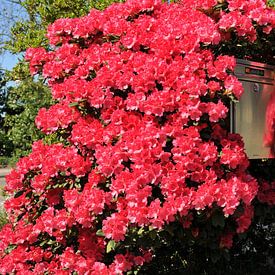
[5,244,17,254]
[69,102,79,107]
[47,239,55,245]
[137,227,144,235]
[96,229,105,237]
[106,240,117,253]
[14,189,24,198]
[39,240,48,247]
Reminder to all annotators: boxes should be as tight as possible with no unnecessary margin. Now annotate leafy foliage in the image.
[0,71,13,165]
[3,76,53,164]
[1,0,124,166]
[268,0,275,8]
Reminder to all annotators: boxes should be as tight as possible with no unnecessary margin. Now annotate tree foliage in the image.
[268,0,275,8]
[0,0,125,166]
[0,71,13,165]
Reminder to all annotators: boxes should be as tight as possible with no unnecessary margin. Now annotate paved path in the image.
[0,168,11,208]
[0,167,11,186]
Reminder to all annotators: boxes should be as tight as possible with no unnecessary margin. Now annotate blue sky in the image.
[0,0,25,71]
[0,51,20,71]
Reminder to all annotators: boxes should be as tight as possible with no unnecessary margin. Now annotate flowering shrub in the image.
[1,0,275,273]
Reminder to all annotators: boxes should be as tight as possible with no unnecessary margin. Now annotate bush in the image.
[0,0,274,273]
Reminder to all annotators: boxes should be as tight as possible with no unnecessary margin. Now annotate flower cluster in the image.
[35,102,81,134]
[1,0,275,273]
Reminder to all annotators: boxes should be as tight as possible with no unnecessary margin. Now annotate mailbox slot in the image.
[231,59,275,159]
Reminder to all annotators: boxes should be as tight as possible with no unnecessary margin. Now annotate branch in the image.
[5,0,22,5]
[0,68,11,72]
[0,33,12,38]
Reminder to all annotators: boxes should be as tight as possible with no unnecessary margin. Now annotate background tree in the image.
[0,0,23,55]
[0,0,125,166]
[0,71,13,166]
